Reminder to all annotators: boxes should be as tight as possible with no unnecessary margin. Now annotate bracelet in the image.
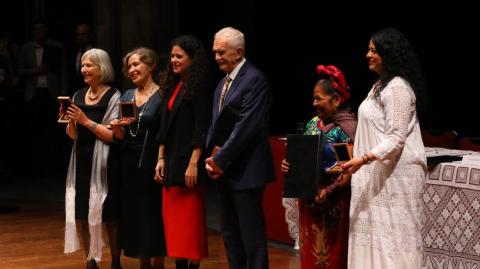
[158,157,164,160]
[326,184,336,194]
[361,154,370,164]
[88,121,98,130]
[326,179,341,194]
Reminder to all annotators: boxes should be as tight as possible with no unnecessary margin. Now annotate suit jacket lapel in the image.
[218,61,249,113]
[212,78,225,121]
[213,60,250,127]
[167,83,185,132]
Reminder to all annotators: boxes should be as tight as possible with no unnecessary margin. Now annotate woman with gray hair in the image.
[63,48,122,269]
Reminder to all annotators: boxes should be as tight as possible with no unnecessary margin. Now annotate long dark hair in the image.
[161,35,211,99]
[372,28,427,112]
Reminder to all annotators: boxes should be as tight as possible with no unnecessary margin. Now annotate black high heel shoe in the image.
[86,260,99,269]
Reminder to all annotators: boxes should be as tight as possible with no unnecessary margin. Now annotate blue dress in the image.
[117,89,166,257]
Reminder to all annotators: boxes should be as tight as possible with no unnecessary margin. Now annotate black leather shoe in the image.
[86,260,99,269]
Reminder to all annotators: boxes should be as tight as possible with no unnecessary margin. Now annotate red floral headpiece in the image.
[316,65,350,104]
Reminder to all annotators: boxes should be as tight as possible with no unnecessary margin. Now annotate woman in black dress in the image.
[64,48,122,269]
[111,47,166,269]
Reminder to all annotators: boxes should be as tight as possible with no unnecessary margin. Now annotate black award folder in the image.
[283,134,323,200]
[209,105,241,156]
[427,155,463,166]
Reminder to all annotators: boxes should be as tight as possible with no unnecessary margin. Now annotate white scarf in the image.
[64,90,120,261]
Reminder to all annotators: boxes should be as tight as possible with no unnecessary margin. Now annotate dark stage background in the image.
[1,1,478,180]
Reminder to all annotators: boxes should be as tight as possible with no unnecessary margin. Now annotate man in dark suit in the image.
[18,19,67,103]
[205,27,275,269]
[17,19,68,180]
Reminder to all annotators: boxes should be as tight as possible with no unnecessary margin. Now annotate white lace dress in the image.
[348,77,427,269]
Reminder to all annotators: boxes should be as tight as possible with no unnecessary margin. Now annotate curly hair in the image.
[372,28,427,112]
[161,35,211,99]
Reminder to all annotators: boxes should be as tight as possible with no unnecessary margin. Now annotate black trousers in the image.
[219,184,269,269]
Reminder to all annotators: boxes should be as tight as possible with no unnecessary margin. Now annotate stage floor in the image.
[0,177,299,269]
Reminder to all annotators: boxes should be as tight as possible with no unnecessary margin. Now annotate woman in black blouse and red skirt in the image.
[154,35,212,269]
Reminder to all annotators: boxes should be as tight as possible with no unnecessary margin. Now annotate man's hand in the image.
[280,159,289,173]
[205,157,224,180]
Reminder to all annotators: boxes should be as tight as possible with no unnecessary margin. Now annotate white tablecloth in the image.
[423,150,480,269]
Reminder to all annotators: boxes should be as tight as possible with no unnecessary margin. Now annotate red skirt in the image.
[162,185,208,260]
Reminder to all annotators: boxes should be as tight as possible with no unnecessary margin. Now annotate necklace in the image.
[87,86,108,100]
[128,85,158,138]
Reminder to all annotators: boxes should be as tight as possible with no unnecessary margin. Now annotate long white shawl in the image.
[64,90,120,261]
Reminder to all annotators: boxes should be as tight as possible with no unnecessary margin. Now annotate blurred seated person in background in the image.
[281,65,356,269]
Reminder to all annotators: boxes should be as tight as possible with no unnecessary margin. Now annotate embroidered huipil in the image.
[348,77,426,269]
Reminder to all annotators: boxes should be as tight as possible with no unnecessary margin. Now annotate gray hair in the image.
[81,48,115,83]
[214,27,245,50]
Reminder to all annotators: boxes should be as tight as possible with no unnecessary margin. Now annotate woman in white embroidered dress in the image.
[341,28,427,269]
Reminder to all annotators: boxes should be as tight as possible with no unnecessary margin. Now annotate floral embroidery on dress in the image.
[312,223,330,267]
[298,115,353,269]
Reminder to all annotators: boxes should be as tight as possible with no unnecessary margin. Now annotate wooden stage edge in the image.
[0,199,299,269]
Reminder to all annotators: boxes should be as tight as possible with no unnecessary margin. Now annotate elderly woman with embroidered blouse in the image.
[281,65,357,269]
[341,28,427,269]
